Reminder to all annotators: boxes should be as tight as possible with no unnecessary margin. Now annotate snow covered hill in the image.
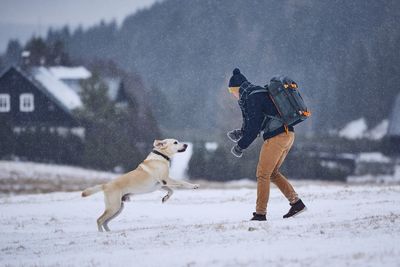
[1,183,399,266]
[0,161,116,194]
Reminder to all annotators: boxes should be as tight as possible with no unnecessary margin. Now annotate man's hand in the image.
[227,129,243,142]
[231,145,243,158]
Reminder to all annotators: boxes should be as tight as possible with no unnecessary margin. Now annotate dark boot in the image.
[250,212,266,221]
[283,199,306,218]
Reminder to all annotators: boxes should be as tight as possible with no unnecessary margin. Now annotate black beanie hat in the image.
[229,68,247,87]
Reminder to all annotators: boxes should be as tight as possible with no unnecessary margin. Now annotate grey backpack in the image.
[249,76,311,133]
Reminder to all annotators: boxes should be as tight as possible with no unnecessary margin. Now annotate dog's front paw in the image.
[193,184,200,189]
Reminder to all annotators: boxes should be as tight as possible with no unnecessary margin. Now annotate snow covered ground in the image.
[1,183,399,267]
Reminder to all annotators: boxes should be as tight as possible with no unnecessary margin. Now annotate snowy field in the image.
[1,182,400,267]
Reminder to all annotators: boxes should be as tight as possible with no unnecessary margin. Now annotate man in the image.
[227,68,306,221]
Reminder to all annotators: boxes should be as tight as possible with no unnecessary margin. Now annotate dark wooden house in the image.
[0,64,161,167]
[0,66,82,127]
[0,66,89,164]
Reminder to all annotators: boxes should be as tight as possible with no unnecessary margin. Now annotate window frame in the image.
[0,94,11,112]
[20,93,35,112]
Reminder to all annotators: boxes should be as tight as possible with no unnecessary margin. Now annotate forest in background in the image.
[1,0,399,180]
[2,0,398,138]
[2,0,399,138]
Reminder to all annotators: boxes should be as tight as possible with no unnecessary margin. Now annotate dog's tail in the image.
[81,184,104,197]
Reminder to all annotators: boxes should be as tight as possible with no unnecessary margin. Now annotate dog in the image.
[81,139,200,232]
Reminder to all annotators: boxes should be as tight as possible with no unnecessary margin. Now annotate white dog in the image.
[82,139,199,232]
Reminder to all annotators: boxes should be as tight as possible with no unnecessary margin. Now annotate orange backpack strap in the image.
[284,124,289,134]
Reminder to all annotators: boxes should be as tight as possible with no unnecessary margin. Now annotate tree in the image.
[22,37,71,67]
[24,37,48,66]
[4,39,22,66]
[207,147,232,181]
[0,55,5,73]
[148,85,171,124]
[87,59,161,150]
[188,142,208,179]
[76,74,144,171]
[47,40,71,66]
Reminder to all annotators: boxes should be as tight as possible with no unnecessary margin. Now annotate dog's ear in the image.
[153,139,167,149]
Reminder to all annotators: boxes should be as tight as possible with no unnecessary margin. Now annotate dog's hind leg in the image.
[97,211,107,232]
[97,192,123,232]
[97,203,123,232]
[161,186,173,203]
[103,202,124,232]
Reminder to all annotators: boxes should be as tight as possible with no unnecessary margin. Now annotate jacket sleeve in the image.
[240,106,247,132]
[237,96,265,149]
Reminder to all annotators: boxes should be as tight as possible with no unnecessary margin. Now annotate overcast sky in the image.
[0,0,160,53]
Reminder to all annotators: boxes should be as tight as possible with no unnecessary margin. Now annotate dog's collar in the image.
[152,150,171,162]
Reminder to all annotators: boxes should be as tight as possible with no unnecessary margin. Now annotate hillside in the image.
[1,1,399,138]
[42,0,400,137]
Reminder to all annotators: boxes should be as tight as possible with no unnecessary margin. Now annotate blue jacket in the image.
[237,82,294,149]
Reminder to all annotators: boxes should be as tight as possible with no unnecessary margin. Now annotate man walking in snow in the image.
[227,68,306,221]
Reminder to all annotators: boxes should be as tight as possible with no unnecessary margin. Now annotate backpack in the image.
[247,76,311,134]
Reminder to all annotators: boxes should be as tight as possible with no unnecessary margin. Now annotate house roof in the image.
[48,66,91,80]
[1,65,134,117]
[31,67,82,111]
[388,93,400,136]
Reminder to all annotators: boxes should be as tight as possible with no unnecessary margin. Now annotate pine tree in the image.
[4,39,22,66]
[0,56,4,72]
[24,37,48,66]
[75,74,143,171]
[47,40,71,66]
[188,142,208,179]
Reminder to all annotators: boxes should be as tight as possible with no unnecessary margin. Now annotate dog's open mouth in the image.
[178,144,188,152]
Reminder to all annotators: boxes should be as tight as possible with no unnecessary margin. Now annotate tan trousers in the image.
[256,132,298,215]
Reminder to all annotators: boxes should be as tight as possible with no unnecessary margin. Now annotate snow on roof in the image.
[339,118,367,139]
[32,67,82,110]
[48,66,91,80]
[339,118,389,140]
[366,119,388,140]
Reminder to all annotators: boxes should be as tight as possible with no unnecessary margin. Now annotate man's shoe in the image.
[250,212,266,221]
[283,199,306,218]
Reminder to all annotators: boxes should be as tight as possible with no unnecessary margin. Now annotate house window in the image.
[20,93,34,112]
[0,94,11,112]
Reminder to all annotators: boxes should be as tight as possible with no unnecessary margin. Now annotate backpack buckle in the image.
[299,110,312,117]
[284,125,289,134]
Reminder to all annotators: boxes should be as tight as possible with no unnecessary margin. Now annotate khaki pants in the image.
[256,132,298,215]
